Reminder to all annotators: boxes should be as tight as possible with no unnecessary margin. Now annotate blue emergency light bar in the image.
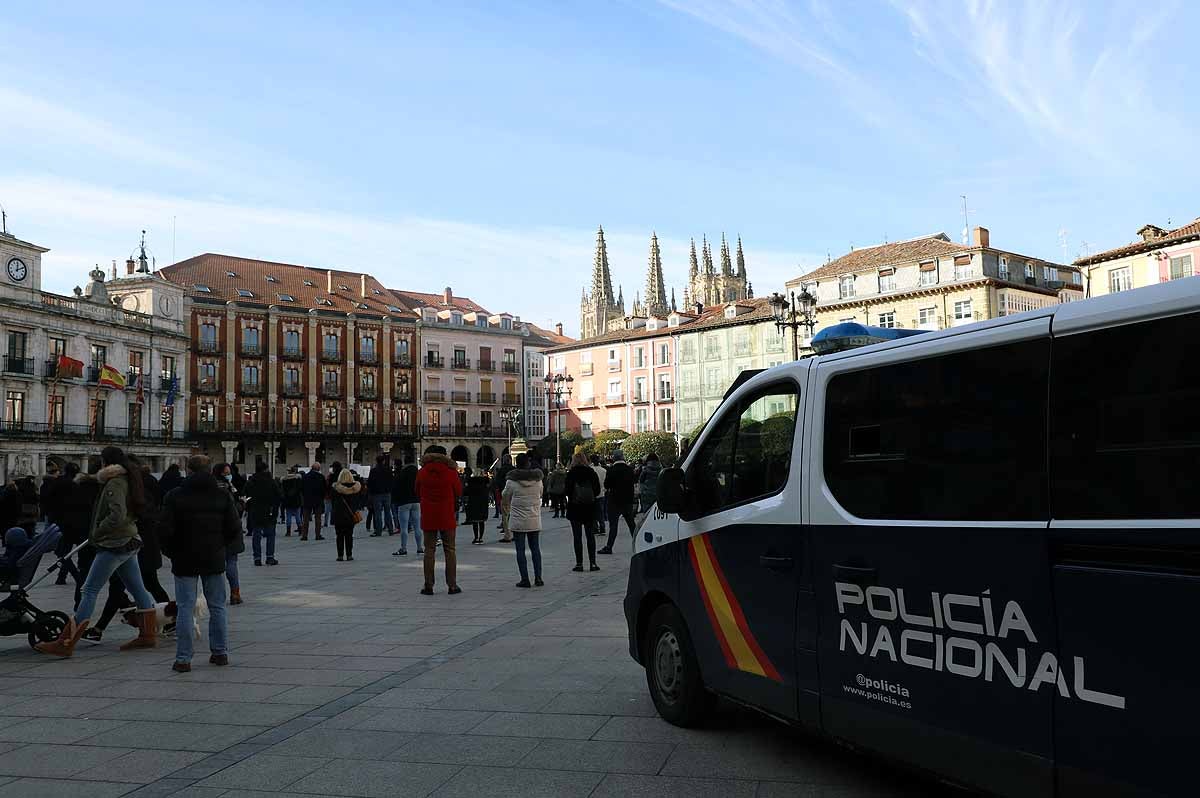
[810,322,928,354]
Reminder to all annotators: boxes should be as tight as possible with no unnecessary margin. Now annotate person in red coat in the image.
[415,445,463,595]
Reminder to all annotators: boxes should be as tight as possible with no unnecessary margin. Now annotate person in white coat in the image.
[501,453,545,588]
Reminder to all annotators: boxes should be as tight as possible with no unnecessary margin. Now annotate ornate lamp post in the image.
[543,373,573,466]
[769,288,818,361]
[498,406,517,458]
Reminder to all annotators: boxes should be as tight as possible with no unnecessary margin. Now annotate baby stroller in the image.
[0,524,74,650]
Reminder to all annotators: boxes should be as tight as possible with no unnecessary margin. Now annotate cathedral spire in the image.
[720,233,733,276]
[702,236,714,275]
[644,232,669,317]
[688,238,699,279]
[617,284,624,312]
[591,226,615,305]
[671,287,677,312]
[736,236,746,278]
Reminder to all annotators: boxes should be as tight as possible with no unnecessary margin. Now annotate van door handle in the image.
[833,563,877,585]
[759,555,793,571]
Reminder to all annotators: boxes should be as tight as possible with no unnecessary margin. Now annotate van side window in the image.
[1050,311,1200,519]
[685,383,799,517]
[824,339,1049,521]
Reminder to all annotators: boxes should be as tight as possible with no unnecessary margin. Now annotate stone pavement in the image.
[0,510,954,797]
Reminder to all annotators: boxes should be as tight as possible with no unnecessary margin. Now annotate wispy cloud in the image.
[890,0,1186,170]
[6,175,807,336]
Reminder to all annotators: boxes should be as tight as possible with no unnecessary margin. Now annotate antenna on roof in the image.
[960,195,971,244]
[0,203,7,236]
[1057,228,1069,262]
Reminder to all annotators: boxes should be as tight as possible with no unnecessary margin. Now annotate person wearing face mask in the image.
[212,462,246,605]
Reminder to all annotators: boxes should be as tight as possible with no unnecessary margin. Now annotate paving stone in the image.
[384,732,540,767]
[0,743,128,778]
[358,687,454,708]
[266,727,414,759]
[538,691,658,717]
[183,702,307,727]
[331,706,494,734]
[589,773,759,797]
[0,717,128,744]
[287,758,460,797]
[195,752,329,790]
[429,765,603,798]
[261,685,359,705]
[517,738,674,775]
[0,777,137,797]
[92,721,268,752]
[74,750,208,784]
[467,711,607,740]
[430,689,556,713]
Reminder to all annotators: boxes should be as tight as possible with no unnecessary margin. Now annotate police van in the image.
[624,277,1198,797]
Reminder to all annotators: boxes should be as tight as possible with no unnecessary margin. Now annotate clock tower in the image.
[0,224,47,291]
[107,232,187,333]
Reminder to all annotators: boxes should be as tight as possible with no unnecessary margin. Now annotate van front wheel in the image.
[644,603,714,726]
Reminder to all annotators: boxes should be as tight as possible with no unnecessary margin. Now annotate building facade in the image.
[1073,218,1200,296]
[787,227,1083,347]
[399,287,533,470]
[522,323,573,444]
[160,254,419,470]
[0,231,191,479]
[579,227,626,340]
[684,234,751,308]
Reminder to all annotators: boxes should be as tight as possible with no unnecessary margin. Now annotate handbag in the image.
[343,496,363,525]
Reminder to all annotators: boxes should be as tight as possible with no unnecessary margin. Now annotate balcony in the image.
[322,422,342,434]
[604,393,625,406]
[502,393,522,406]
[44,359,62,379]
[424,389,445,402]
[394,392,414,403]
[476,391,496,404]
[197,340,220,354]
[125,370,141,388]
[281,346,304,361]
[426,424,470,438]
[196,420,218,434]
[579,363,593,376]
[321,348,341,363]
[358,385,379,400]
[632,393,650,405]
[425,355,445,369]
[282,383,304,398]
[240,343,262,357]
[0,420,191,442]
[159,374,178,391]
[450,357,471,370]
[283,422,304,434]
[658,390,673,402]
[392,354,412,367]
[240,381,263,396]
[576,395,597,408]
[195,379,221,395]
[320,384,342,399]
[608,360,621,372]
[3,356,35,376]
[451,390,472,403]
[358,351,379,366]
[477,360,495,372]
[501,362,520,374]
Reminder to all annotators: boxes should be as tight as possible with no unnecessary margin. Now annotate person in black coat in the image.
[367,455,395,536]
[159,463,183,496]
[300,462,327,541]
[390,458,422,555]
[599,450,638,555]
[159,455,242,672]
[46,464,81,585]
[463,471,491,545]
[563,452,601,572]
[243,461,282,566]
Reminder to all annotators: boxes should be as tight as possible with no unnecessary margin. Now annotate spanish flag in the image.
[55,355,84,380]
[97,364,126,391]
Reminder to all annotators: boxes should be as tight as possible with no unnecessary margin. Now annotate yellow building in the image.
[1074,218,1200,297]
[786,228,1082,345]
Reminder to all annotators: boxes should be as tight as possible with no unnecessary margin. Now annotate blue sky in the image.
[1,0,1196,335]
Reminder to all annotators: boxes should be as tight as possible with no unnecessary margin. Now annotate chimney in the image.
[694,301,704,316]
[555,322,563,337]
[972,226,990,248]
[443,286,453,305]
[360,274,367,297]
[125,258,136,275]
[327,270,333,293]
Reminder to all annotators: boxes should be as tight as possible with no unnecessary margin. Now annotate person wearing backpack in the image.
[563,452,601,573]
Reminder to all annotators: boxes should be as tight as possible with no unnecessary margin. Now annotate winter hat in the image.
[4,527,29,548]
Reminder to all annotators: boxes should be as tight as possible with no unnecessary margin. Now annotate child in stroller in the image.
[0,524,73,649]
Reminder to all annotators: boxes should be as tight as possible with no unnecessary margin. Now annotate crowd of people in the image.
[2,442,666,670]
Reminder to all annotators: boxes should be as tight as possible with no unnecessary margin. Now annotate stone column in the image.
[266,440,280,476]
[304,441,321,468]
[343,440,358,467]
[221,440,238,466]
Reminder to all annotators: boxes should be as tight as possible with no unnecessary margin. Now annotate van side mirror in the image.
[656,467,687,514]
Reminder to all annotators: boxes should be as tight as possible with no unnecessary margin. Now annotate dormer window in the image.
[386,305,404,313]
[338,284,350,291]
[476,316,488,328]
[451,312,463,325]
[236,289,254,298]
[501,318,512,330]
[194,284,212,293]
[303,279,315,287]
[668,315,680,327]
[225,271,238,278]
[277,293,295,302]
[315,297,333,306]
[265,275,278,283]
[372,289,383,295]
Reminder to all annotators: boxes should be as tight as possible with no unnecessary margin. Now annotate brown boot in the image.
[35,619,88,658]
[229,588,243,605]
[119,609,158,651]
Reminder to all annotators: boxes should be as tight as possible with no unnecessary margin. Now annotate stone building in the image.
[1073,217,1200,297]
[787,227,1083,349]
[684,234,751,308]
[159,254,419,470]
[579,227,626,340]
[0,230,191,479]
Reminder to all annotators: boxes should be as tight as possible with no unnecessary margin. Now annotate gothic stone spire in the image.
[644,232,668,317]
[702,235,714,275]
[671,287,677,312]
[720,233,733,276]
[688,238,699,279]
[736,236,746,278]
[591,226,615,305]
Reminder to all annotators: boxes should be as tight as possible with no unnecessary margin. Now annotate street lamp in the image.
[498,406,517,458]
[769,287,818,361]
[543,373,573,466]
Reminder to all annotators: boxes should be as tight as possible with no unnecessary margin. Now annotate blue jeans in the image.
[174,573,228,664]
[514,531,542,583]
[370,494,394,532]
[251,524,275,561]
[74,547,154,625]
[284,507,302,533]
[225,552,240,590]
[394,502,422,550]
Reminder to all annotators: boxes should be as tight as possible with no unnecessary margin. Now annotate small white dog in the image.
[122,595,209,639]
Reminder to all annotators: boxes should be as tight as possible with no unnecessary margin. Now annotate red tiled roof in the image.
[390,289,490,315]
[160,254,418,318]
[526,323,574,346]
[797,234,963,281]
[547,297,775,352]
[1074,217,1200,266]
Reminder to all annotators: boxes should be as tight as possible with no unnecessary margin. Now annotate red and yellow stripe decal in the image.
[687,534,782,682]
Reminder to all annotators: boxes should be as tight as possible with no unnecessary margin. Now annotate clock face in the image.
[159,295,173,317]
[120,294,140,312]
[6,258,27,282]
